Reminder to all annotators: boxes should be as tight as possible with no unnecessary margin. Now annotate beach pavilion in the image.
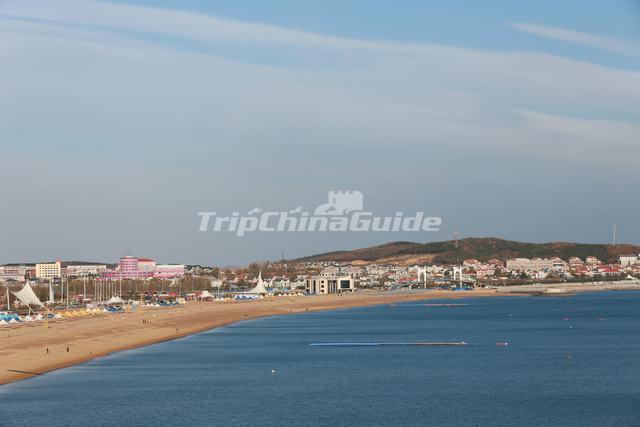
[246,271,269,295]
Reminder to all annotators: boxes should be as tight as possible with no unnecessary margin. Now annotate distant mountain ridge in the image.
[294,238,640,265]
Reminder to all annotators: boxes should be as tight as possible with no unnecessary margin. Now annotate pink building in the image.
[101,256,155,280]
[101,256,185,280]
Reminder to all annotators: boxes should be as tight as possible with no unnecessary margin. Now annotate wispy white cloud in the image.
[515,109,640,149]
[509,22,640,58]
[1,0,640,263]
[1,1,639,158]
[0,0,437,55]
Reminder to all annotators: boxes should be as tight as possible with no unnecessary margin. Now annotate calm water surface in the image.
[1,292,639,426]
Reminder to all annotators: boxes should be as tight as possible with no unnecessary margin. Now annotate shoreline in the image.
[0,289,504,386]
[2,283,638,386]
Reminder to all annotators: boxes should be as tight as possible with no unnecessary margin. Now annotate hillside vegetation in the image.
[294,238,640,265]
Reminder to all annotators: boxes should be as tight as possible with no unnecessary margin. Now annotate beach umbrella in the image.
[24,316,34,322]
[0,319,7,326]
[54,313,64,319]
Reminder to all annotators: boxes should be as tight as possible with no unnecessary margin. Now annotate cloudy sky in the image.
[1,0,639,266]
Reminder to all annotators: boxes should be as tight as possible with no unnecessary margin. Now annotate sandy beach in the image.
[0,289,505,385]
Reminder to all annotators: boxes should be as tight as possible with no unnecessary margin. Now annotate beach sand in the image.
[0,289,503,385]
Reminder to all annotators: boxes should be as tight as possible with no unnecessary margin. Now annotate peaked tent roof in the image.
[247,271,269,294]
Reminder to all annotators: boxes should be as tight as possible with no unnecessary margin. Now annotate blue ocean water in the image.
[1,292,640,426]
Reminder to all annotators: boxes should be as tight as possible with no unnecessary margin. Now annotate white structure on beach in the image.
[247,271,269,295]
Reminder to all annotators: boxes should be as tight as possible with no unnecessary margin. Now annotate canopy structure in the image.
[199,290,213,299]
[107,296,125,304]
[247,271,269,295]
[12,283,45,314]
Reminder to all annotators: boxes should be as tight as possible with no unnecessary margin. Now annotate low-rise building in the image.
[0,264,28,283]
[586,256,601,265]
[506,258,554,272]
[551,257,567,273]
[619,254,639,266]
[154,264,185,279]
[66,263,107,277]
[320,266,340,277]
[306,275,354,294]
[568,257,584,266]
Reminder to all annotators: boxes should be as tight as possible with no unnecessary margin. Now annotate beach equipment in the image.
[0,312,20,322]
[54,313,64,319]
[35,314,44,321]
[23,315,34,322]
[0,319,7,326]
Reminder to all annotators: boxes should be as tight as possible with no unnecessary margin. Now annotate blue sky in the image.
[1,0,639,265]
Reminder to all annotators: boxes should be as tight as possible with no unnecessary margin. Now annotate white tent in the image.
[247,271,269,295]
[12,283,45,309]
[199,290,213,299]
[107,296,125,304]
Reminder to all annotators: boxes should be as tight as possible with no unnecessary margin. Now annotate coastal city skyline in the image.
[2,0,640,266]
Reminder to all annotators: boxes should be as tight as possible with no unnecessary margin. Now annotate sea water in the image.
[1,291,639,426]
